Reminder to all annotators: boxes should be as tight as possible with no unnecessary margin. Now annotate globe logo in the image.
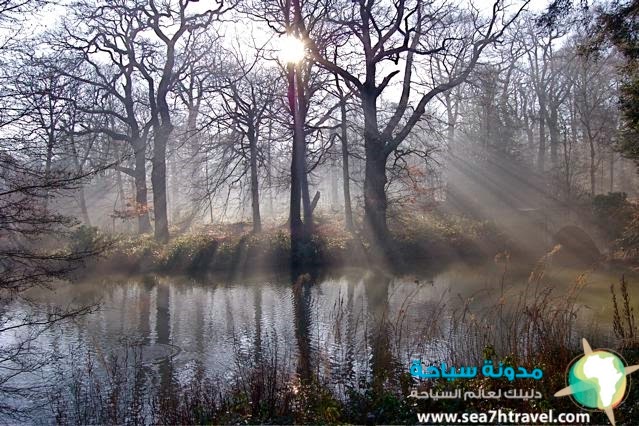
[568,351,626,409]
[555,338,639,426]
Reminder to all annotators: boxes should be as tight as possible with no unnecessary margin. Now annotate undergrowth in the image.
[92,213,504,275]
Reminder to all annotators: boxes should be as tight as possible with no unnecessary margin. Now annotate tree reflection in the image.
[364,270,394,393]
[292,270,315,383]
[155,283,175,396]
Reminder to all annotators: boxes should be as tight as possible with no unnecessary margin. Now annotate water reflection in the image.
[252,285,262,365]
[364,270,394,392]
[292,271,314,383]
[155,281,173,397]
[7,262,625,419]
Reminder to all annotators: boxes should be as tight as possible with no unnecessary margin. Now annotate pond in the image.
[3,260,635,422]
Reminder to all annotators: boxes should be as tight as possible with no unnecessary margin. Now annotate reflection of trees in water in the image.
[133,278,155,407]
[155,283,175,396]
[327,275,360,396]
[364,271,395,393]
[290,269,397,391]
[193,287,205,382]
[139,277,154,342]
[337,277,357,389]
[345,279,355,377]
[253,286,263,364]
[292,271,314,383]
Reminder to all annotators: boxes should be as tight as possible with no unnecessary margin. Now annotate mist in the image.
[1,0,639,423]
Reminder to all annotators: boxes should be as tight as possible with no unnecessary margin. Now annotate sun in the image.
[277,34,306,64]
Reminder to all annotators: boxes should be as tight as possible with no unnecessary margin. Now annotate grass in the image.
[87,213,507,276]
[611,274,638,346]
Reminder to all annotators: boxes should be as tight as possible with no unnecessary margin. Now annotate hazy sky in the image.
[24,0,553,111]
[32,0,551,34]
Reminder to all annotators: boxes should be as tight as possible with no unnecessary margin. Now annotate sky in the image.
[31,0,552,35]
[22,0,555,114]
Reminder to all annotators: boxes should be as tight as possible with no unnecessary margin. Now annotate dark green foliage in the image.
[594,193,639,257]
[598,1,639,165]
[68,225,103,254]
[162,234,211,272]
[618,210,639,254]
[592,192,634,241]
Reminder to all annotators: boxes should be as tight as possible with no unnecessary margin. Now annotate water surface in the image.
[5,261,633,420]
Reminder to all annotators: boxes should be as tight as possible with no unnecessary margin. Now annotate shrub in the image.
[390,213,506,261]
[161,234,214,272]
[107,234,162,273]
[68,225,109,256]
[592,192,634,241]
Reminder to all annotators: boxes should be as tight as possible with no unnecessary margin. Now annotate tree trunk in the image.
[248,129,262,233]
[78,186,91,226]
[134,142,152,234]
[589,134,596,196]
[205,151,214,223]
[330,157,338,209]
[186,106,201,211]
[609,149,614,192]
[340,98,354,231]
[267,121,274,217]
[152,127,170,243]
[301,162,312,232]
[297,69,312,236]
[364,150,389,247]
[68,133,92,227]
[169,151,180,224]
[549,107,559,169]
[537,108,546,173]
[288,65,305,262]
[115,167,128,232]
[43,132,54,210]
[362,89,391,250]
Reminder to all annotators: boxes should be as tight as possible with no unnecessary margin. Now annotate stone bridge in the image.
[511,205,602,261]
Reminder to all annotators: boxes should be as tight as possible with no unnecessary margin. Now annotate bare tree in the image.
[173,31,224,224]
[132,0,230,243]
[334,74,354,230]
[573,50,619,196]
[220,68,280,232]
[309,0,528,257]
[49,1,155,234]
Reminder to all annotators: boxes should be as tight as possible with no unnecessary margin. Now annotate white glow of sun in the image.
[278,35,306,64]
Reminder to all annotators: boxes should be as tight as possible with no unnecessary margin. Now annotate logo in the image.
[555,338,639,426]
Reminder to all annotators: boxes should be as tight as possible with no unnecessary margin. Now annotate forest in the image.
[1,0,639,423]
